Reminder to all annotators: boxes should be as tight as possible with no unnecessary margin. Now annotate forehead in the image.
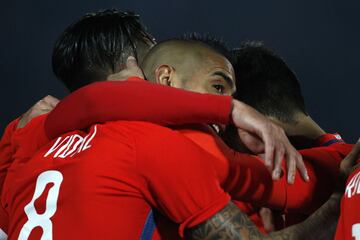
[198,51,235,79]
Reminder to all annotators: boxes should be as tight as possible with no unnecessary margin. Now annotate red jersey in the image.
[0,118,20,236]
[3,78,353,238]
[283,134,352,228]
[0,115,51,237]
[41,78,354,235]
[6,119,273,239]
[44,79,352,211]
[0,78,233,238]
[3,121,230,239]
[335,163,360,240]
[45,78,232,140]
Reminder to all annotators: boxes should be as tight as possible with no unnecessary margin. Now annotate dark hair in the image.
[177,32,236,65]
[233,41,307,123]
[52,9,155,91]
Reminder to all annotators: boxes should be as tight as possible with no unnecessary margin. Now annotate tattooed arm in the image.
[185,201,295,240]
[186,140,360,240]
[186,193,340,240]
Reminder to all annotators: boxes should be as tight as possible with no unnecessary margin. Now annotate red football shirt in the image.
[45,78,232,140]
[3,121,231,239]
[41,78,355,235]
[0,118,20,236]
[283,134,352,227]
[335,161,360,240]
[0,115,50,236]
[44,79,352,212]
[0,78,233,238]
[6,120,274,239]
[3,78,353,238]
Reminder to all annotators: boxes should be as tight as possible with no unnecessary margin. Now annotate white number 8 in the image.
[18,170,63,240]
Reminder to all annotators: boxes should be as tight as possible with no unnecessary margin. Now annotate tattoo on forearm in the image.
[185,202,293,240]
[186,194,341,240]
[289,193,341,240]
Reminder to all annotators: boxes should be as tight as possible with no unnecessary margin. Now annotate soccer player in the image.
[44,39,350,215]
[232,43,360,239]
[1,11,303,240]
[38,40,355,239]
[0,9,155,238]
[42,46,358,239]
[335,148,360,240]
[232,41,353,230]
[10,70,359,240]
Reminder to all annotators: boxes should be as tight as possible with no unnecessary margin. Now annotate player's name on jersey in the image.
[345,171,360,199]
[44,125,98,159]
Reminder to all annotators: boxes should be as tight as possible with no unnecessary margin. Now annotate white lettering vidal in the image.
[44,136,70,157]
[44,125,97,158]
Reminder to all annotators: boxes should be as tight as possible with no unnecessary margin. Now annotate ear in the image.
[154,65,174,86]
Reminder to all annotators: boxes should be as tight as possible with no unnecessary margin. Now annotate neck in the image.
[271,114,326,149]
[286,115,325,139]
[272,114,325,149]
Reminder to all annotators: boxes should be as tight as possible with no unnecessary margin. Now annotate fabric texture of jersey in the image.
[45,78,232,139]
[0,118,20,236]
[335,156,360,240]
[283,134,352,228]
[3,78,353,238]
[3,121,231,239]
[42,79,352,212]
[41,78,355,235]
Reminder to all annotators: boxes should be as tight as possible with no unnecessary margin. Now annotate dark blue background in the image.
[1,0,359,142]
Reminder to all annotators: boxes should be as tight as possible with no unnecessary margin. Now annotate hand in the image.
[17,95,59,129]
[107,56,144,80]
[231,99,308,184]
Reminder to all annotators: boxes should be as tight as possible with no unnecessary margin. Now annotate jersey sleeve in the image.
[224,151,287,210]
[224,145,347,214]
[283,142,353,226]
[0,118,20,195]
[11,114,48,164]
[0,118,20,239]
[140,125,347,215]
[284,146,347,214]
[130,123,230,237]
[45,78,233,139]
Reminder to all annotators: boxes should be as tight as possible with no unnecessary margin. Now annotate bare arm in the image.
[186,140,360,240]
[186,141,360,240]
[186,194,340,240]
[185,201,294,240]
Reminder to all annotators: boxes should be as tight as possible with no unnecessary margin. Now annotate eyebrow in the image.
[212,71,235,89]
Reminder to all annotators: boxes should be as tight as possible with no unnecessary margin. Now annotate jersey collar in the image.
[315,133,344,147]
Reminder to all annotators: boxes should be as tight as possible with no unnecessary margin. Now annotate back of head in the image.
[52,9,155,92]
[233,41,307,123]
